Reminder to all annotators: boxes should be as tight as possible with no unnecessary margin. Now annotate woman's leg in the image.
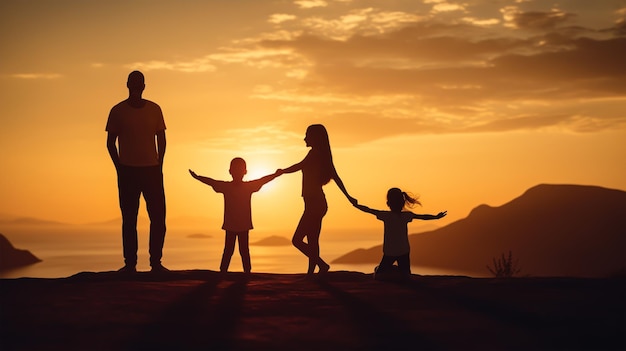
[292,215,310,257]
[292,217,328,273]
[291,195,328,273]
[292,214,319,274]
[304,219,327,274]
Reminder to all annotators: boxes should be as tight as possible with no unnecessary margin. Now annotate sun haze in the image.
[0,0,625,235]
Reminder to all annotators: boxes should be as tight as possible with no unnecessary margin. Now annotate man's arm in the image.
[106,132,120,169]
[156,130,166,167]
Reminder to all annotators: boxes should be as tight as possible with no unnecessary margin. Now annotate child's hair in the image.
[386,187,421,212]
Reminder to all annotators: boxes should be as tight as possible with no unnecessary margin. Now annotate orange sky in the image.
[1,0,625,233]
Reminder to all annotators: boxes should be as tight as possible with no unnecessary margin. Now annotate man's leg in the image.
[118,166,140,269]
[144,166,167,269]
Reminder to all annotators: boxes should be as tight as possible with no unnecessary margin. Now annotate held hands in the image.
[348,196,358,206]
[341,192,357,206]
[354,203,367,211]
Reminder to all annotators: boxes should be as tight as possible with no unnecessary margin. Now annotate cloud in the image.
[467,113,626,133]
[10,73,62,79]
[269,13,297,24]
[125,47,303,73]
[462,17,500,27]
[262,24,533,67]
[300,8,374,40]
[292,35,626,103]
[430,2,467,14]
[613,7,626,36]
[126,3,625,139]
[209,47,303,70]
[126,58,216,73]
[615,20,626,36]
[294,8,424,40]
[509,8,576,30]
[249,8,626,136]
[488,37,626,86]
[294,0,328,9]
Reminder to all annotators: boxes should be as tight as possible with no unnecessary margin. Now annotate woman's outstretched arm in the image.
[332,166,357,205]
[281,160,304,174]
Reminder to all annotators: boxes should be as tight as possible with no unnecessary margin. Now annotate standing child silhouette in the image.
[354,188,446,279]
[189,158,282,273]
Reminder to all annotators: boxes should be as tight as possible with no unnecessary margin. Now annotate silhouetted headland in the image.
[0,233,41,270]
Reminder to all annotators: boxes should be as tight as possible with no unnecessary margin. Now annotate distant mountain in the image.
[333,184,626,277]
[187,233,213,239]
[251,235,291,246]
[0,217,66,226]
[0,233,41,270]
[87,216,149,227]
[88,215,214,228]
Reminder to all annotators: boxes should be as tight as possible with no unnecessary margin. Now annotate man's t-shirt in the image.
[106,100,166,167]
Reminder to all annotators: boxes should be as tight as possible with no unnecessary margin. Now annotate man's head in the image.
[127,71,145,97]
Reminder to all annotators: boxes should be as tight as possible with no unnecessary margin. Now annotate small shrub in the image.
[487,250,521,278]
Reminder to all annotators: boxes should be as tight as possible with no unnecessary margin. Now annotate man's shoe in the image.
[118,265,137,274]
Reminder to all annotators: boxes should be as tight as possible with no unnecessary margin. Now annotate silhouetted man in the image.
[106,70,168,273]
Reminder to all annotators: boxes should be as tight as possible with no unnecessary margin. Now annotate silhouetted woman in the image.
[282,124,357,274]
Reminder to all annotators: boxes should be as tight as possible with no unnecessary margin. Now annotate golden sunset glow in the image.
[1,0,625,235]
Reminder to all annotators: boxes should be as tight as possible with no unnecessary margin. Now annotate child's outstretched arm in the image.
[189,169,218,187]
[255,169,284,186]
[412,211,447,220]
[354,203,379,216]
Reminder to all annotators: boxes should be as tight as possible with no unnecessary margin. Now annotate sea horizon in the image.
[0,224,482,279]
